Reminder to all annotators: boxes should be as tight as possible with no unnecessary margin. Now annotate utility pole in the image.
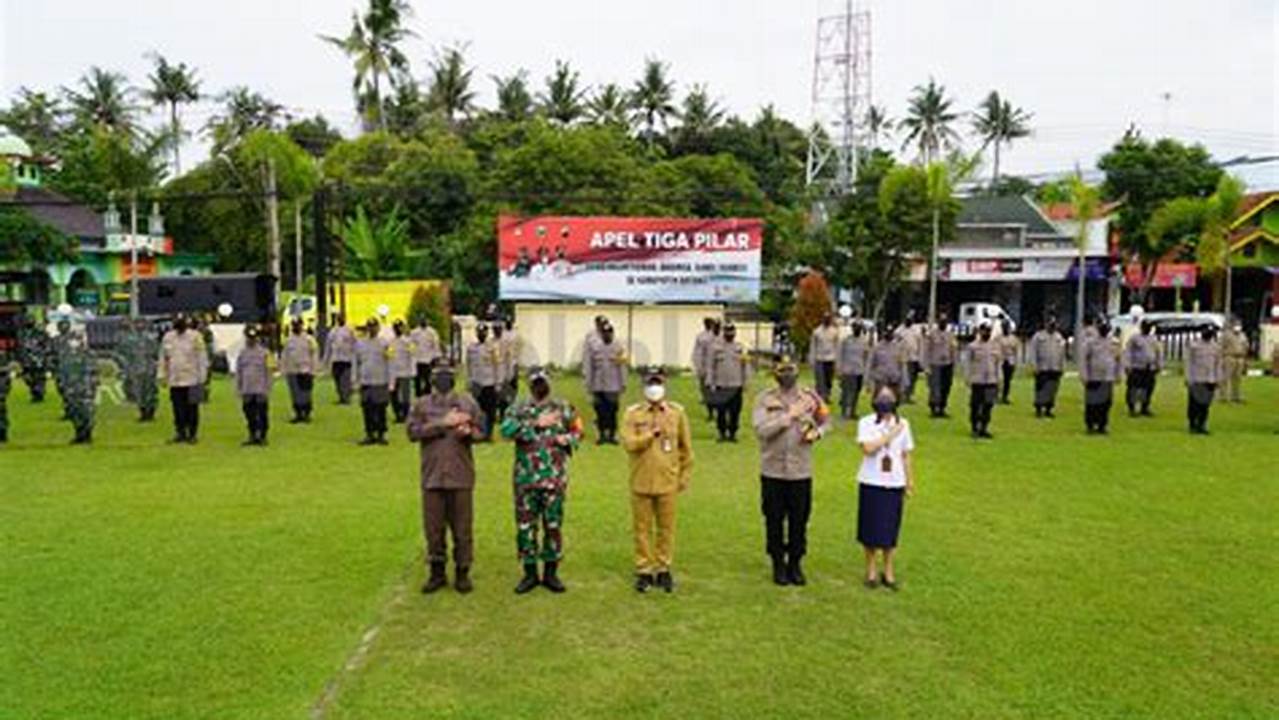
[129,194,139,319]
[294,203,303,292]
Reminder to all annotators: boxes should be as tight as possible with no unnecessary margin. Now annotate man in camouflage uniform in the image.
[61,328,98,444]
[500,367,583,594]
[963,322,1001,439]
[116,319,160,421]
[17,315,50,402]
[50,319,74,419]
[1123,320,1162,417]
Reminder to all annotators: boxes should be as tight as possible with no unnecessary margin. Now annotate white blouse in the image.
[856,415,915,489]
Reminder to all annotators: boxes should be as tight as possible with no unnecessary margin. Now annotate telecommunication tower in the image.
[805,0,872,199]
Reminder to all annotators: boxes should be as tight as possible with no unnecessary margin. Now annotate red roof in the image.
[1040,201,1122,221]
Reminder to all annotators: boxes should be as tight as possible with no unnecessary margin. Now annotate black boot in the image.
[514,563,540,594]
[655,570,674,593]
[72,427,92,445]
[0,428,7,443]
[421,561,448,594]
[771,555,789,586]
[454,565,473,594]
[787,556,807,586]
[542,561,566,593]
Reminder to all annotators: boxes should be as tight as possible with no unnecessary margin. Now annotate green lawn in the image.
[2,371,1276,719]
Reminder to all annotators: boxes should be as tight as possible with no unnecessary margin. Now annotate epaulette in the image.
[667,401,684,410]
[625,403,644,413]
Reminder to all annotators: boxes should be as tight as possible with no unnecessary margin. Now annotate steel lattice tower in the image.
[805,0,872,200]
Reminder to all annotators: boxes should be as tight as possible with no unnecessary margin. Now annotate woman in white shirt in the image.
[856,387,916,590]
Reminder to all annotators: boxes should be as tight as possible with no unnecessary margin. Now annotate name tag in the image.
[661,437,673,453]
[880,455,893,473]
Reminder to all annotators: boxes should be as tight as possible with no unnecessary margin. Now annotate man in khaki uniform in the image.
[324,314,358,404]
[922,314,958,418]
[898,316,923,404]
[868,323,906,400]
[708,322,751,442]
[499,318,522,413]
[1185,326,1224,434]
[963,322,1000,439]
[389,320,417,423]
[752,356,830,586]
[620,367,694,593]
[158,314,209,443]
[1122,320,1162,417]
[282,319,320,423]
[235,326,273,446]
[808,313,839,403]
[1221,320,1248,403]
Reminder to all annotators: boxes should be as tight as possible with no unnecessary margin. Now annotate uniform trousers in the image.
[813,361,836,402]
[1034,371,1062,410]
[839,373,864,418]
[515,483,565,563]
[331,361,353,403]
[471,383,498,438]
[1223,358,1245,402]
[592,391,620,438]
[241,394,269,439]
[969,383,997,432]
[360,384,389,438]
[632,492,678,574]
[286,373,314,414]
[413,362,433,397]
[170,385,201,439]
[927,364,954,413]
[1084,382,1114,431]
[422,487,474,566]
[760,477,812,560]
[905,361,922,402]
[715,387,743,439]
[391,377,412,422]
[1187,383,1215,431]
[1000,362,1016,402]
[1125,369,1156,412]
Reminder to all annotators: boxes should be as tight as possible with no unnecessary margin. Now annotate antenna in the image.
[806,0,872,200]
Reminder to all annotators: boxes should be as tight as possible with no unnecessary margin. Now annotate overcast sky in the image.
[2,0,1275,186]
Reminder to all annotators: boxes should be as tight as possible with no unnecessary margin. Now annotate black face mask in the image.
[174,320,188,332]
[531,380,550,400]
[776,372,797,389]
[853,326,863,337]
[873,398,896,416]
[432,375,456,394]
[601,332,614,344]
[979,331,992,342]
[724,333,736,343]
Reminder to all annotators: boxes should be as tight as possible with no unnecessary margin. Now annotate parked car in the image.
[956,302,1016,340]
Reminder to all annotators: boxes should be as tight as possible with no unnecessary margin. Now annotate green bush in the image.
[407,283,451,345]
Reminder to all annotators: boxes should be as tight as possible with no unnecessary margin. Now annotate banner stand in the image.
[627,303,634,367]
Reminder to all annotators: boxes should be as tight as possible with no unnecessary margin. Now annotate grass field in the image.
[2,370,1276,719]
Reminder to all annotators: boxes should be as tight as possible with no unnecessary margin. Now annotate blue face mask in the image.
[873,399,896,416]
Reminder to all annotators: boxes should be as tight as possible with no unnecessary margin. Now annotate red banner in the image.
[1123,263,1197,289]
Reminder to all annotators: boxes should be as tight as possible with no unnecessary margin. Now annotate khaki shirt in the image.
[1185,339,1223,384]
[964,339,1001,385]
[500,333,521,381]
[837,335,870,376]
[709,340,750,388]
[1222,329,1248,359]
[409,326,441,365]
[389,336,416,379]
[325,326,357,365]
[159,329,208,388]
[1029,331,1066,372]
[584,340,627,393]
[868,339,905,384]
[998,335,1020,364]
[1123,334,1161,371]
[899,324,923,363]
[692,330,717,381]
[922,328,957,367]
[465,339,501,387]
[809,325,840,363]
[1081,336,1120,383]
[281,334,319,375]
[354,337,391,386]
[752,387,829,480]
[406,391,485,489]
[620,401,694,495]
[235,345,273,397]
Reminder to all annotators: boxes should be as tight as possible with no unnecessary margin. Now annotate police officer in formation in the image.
[159,314,208,444]
[898,316,923,404]
[389,320,417,423]
[16,315,50,402]
[500,367,582,594]
[408,361,485,594]
[354,319,392,445]
[963,322,1000,439]
[464,323,501,440]
[498,319,521,417]
[60,327,97,444]
[868,323,906,400]
[235,326,273,446]
[752,356,829,586]
[836,321,870,419]
[116,318,160,422]
[1029,316,1066,418]
[409,317,441,397]
[1123,320,1162,417]
[997,320,1020,405]
[282,319,319,424]
[583,320,627,444]
[1221,319,1248,403]
[324,314,358,405]
[708,322,750,442]
[692,317,720,420]
[1080,318,1120,434]
[808,313,839,403]
[922,313,958,418]
[1185,325,1224,434]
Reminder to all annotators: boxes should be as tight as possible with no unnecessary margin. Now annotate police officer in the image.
[621,366,694,594]
[159,314,208,444]
[465,323,501,440]
[324,314,358,405]
[837,321,870,419]
[963,322,1000,439]
[752,356,829,586]
[997,320,1019,404]
[235,326,273,446]
[708,322,750,442]
[282,319,319,423]
[61,328,97,444]
[407,361,485,594]
[491,321,514,423]
[899,315,924,404]
[1081,319,1120,434]
[499,318,522,415]
[1221,319,1248,403]
[583,321,627,444]
[1029,316,1066,418]
[1123,320,1162,417]
[1185,326,1223,434]
[868,323,906,400]
[16,316,50,403]
[692,317,720,421]
[354,319,392,445]
[409,317,442,398]
[808,313,839,403]
[389,320,418,423]
[500,367,583,594]
[922,313,958,418]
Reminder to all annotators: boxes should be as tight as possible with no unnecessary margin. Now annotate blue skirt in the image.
[857,483,905,549]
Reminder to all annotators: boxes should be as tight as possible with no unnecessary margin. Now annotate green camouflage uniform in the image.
[499,397,582,564]
[17,323,50,402]
[50,329,73,419]
[61,335,98,442]
[199,323,215,402]
[115,325,159,420]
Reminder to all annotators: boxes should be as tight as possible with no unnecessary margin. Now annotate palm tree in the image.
[206,87,283,156]
[320,0,415,132]
[0,88,65,153]
[900,78,960,165]
[674,84,724,154]
[1197,174,1246,313]
[585,83,630,128]
[63,67,139,137]
[425,46,475,126]
[538,60,587,125]
[144,53,201,175]
[630,58,679,144]
[492,71,533,122]
[1068,172,1101,347]
[971,90,1032,188]
[864,105,893,149]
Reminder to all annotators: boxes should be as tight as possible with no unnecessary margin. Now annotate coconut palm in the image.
[492,71,533,122]
[631,58,679,144]
[63,67,140,137]
[586,83,630,128]
[972,90,1032,187]
[144,53,201,175]
[425,46,476,126]
[673,84,724,154]
[864,105,893,149]
[538,60,587,126]
[900,78,960,165]
[320,0,415,131]
[1197,174,1246,313]
[206,87,283,156]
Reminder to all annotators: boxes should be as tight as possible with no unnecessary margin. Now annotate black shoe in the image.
[880,573,899,591]
[241,438,257,447]
[514,565,540,595]
[421,562,448,594]
[454,565,473,594]
[1141,409,1153,417]
[358,437,377,446]
[289,416,303,424]
[863,576,879,589]
[655,571,674,593]
[376,437,389,446]
[979,431,994,439]
[1045,409,1055,418]
[634,573,654,593]
[787,557,807,586]
[542,562,566,593]
[771,556,789,586]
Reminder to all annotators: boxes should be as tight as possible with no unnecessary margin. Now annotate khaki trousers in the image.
[1223,357,1245,402]
[632,492,678,574]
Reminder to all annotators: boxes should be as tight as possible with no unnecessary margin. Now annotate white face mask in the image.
[644,384,666,403]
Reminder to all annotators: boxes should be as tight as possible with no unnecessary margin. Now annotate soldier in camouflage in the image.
[500,367,583,594]
[115,319,160,421]
[50,319,74,419]
[61,328,98,444]
[16,315,50,402]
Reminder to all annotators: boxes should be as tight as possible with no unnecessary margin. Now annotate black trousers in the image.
[331,362,352,404]
[761,477,812,559]
[1000,362,1015,402]
[814,361,835,402]
[1126,369,1156,412]
[593,391,619,438]
[242,395,269,439]
[392,377,413,422]
[414,363,433,397]
[1034,371,1062,410]
[905,361,922,402]
[927,364,954,413]
[839,373,864,418]
[472,384,498,438]
[715,387,743,439]
[360,385,389,438]
[969,384,996,433]
[170,386,201,439]
[1187,383,1215,431]
[23,370,46,402]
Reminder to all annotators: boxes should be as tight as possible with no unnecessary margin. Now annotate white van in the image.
[957,302,1015,338]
